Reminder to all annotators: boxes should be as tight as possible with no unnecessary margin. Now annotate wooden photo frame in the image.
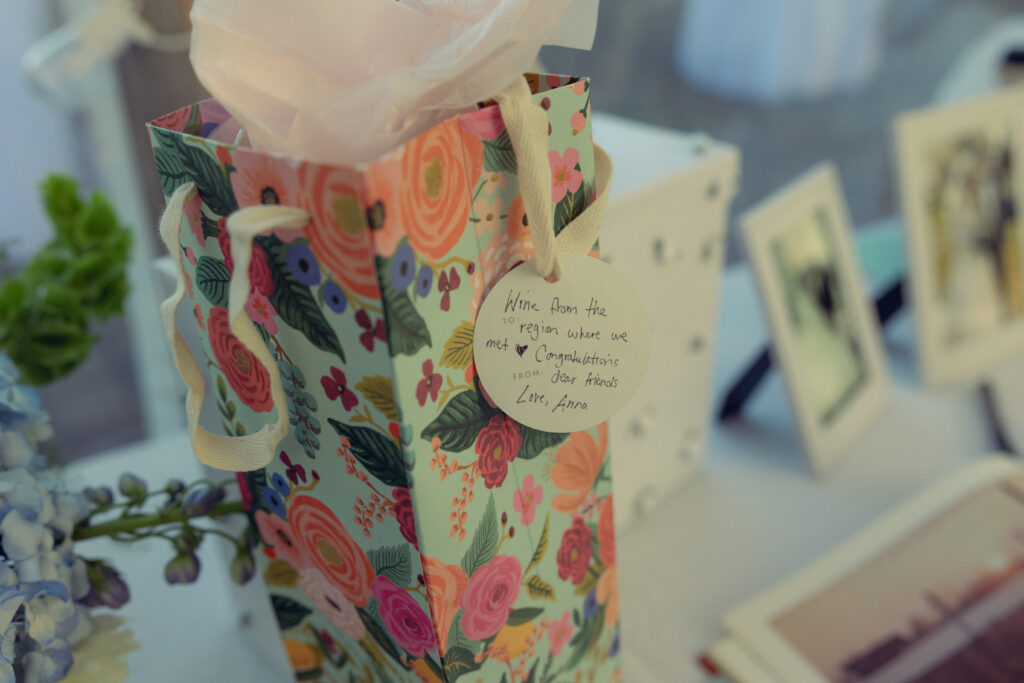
[742,163,888,473]
[895,88,1024,388]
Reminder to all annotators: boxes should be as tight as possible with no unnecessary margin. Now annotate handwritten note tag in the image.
[474,254,651,432]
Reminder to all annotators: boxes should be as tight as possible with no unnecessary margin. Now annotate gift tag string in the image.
[158,181,307,471]
[494,77,614,281]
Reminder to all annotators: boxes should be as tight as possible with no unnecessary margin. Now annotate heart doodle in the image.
[515,344,528,357]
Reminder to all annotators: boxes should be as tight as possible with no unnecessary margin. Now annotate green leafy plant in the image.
[0,175,133,384]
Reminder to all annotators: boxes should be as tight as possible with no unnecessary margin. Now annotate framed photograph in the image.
[895,88,1024,388]
[724,459,1024,683]
[742,163,888,473]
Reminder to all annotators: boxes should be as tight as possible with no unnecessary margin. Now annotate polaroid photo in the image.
[742,163,889,474]
[723,458,1024,683]
[895,88,1024,388]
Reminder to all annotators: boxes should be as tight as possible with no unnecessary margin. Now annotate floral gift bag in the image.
[148,74,621,682]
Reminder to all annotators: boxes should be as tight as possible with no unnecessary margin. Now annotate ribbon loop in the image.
[493,77,614,280]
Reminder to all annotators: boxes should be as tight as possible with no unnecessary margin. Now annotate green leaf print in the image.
[379,268,431,357]
[270,595,312,629]
[195,256,230,307]
[441,646,483,681]
[506,606,544,626]
[524,513,550,576]
[460,494,498,576]
[553,169,588,236]
[524,575,556,601]
[482,129,517,175]
[440,321,474,370]
[517,426,568,461]
[328,419,408,488]
[421,390,495,453]
[263,236,346,363]
[367,544,412,587]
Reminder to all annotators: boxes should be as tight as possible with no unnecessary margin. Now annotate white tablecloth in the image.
[66,262,1006,682]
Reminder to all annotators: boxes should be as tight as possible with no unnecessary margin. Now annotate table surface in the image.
[70,254,1010,683]
[70,89,1020,679]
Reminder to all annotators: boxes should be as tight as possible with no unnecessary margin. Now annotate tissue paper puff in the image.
[189,0,599,165]
[148,75,621,682]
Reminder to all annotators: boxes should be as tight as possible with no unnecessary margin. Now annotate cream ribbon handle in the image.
[494,77,614,280]
[158,182,307,471]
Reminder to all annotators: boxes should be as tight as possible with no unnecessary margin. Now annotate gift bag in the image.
[148,74,622,682]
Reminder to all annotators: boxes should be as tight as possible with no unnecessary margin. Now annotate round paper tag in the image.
[474,254,651,433]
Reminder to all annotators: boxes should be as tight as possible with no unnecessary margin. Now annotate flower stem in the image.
[72,501,246,541]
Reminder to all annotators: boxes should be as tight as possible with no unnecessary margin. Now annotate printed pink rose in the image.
[459,555,522,640]
[475,415,522,489]
[459,106,505,141]
[548,610,573,657]
[207,306,273,412]
[549,148,583,203]
[299,569,366,641]
[556,517,593,585]
[513,475,543,526]
[254,510,308,570]
[392,487,418,548]
[372,576,437,658]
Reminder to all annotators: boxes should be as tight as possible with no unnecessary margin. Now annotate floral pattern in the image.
[148,73,619,682]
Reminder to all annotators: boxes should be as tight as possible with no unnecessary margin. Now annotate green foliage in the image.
[0,175,133,384]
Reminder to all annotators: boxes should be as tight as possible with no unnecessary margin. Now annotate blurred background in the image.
[1,0,1020,459]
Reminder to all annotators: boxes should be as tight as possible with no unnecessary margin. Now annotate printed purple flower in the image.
[320,367,358,411]
[286,243,321,286]
[261,485,287,518]
[390,243,416,291]
[164,553,200,585]
[415,359,442,406]
[323,281,347,313]
[438,267,461,312]
[415,265,433,298]
[583,589,598,619]
[356,309,387,352]
[270,472,290,498]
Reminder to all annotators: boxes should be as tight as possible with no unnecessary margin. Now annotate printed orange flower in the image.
[596,496,618,627]
[230,149,300,208]
[399,119,472,260]
[299,164,380,299]
[421,555,468,655]
[550,423,608,514]
[597,495,615,567]
[364,153,405,258]
[597,564,618,628]
[289,495,375,606]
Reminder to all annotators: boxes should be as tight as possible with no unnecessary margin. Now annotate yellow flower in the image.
[489,621,535,662]
[63,615,139,683]
[284,637,322,673]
